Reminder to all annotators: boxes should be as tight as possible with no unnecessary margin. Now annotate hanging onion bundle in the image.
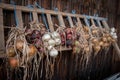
[5,19,118,80]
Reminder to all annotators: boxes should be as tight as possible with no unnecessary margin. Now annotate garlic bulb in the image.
[51,32,60,39]
[49,48,58,57]
[48,39,56,46]
[54,38,61,45]
[42,33,51,42]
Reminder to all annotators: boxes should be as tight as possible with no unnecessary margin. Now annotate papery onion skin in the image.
[42,34,51,42]
[51,32,60,39]
[48,39,56,46]
[16,40,24,51]
[54,38,61,46]
[7,47,16,57]
[28,45,37,56]
[9,58,19,68]
[49,48,58,57]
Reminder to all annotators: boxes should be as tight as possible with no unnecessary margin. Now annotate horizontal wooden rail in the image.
[0,3,107,21]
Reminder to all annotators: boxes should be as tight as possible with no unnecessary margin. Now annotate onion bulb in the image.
[74,40,80,47]
[84,34,90,39]
[28,45,37,56]
[73,46,80,54]
[51,32,60,39]
[99,41,104,46]
[84,26,89,32]
[9,58,19,68]
[16,40,24,51]
[113,35,117,39]
[42,33,51,42]
[110,32,114,35]
[7,47,16,57]
[93,45,101,53]
[49,48,58,57]
[107,36,112,41]
[92,38,98,44]
[92,29,98,34]
[112,33,117,39]
[84,46,90,53]
[54,38,61,45]
[111,27,115,32]
[48,39,56,46]
[102,37,107,42]
[47,45,53,51]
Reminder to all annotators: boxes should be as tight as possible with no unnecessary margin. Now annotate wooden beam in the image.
[46,14,54,31]
[77,17,82,27]
[32,11,38,23]
[0,8,5,53]
[91,18,95,26]
[16,10,23,27]
[97,20,102,28]
[102,20,109,30]
[67,16,74,27]
[0,3,106,21]
[58,14,65,27]
[84,17,90,27]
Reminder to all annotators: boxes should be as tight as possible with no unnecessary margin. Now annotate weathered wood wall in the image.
[0,0,120,80]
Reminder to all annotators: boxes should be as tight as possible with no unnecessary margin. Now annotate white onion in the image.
[47,45,53,50]
[51,32,60,39]
[110,32,114,35]
[54,38,61,45]
[42,34,51,42]
[113,35,117,39]
[111,27,115,32]
[49,48,58,57]
[113,33,117,36]
[48,39,56,46]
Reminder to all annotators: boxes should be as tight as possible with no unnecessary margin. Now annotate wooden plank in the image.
[0,8,5,53]
[16,10,23,27]
[91,18,95,26]
[97,20,103,28]
[58,14,65,27]
[67,16,74,27]
[102,20,109,30]
[84,17,90,27]
[32,11,38,23]
[0,3,106,21]
[77,17,83,27]
[46,14,54,31]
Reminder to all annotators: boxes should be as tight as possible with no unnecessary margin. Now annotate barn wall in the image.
[0,0,120,80]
